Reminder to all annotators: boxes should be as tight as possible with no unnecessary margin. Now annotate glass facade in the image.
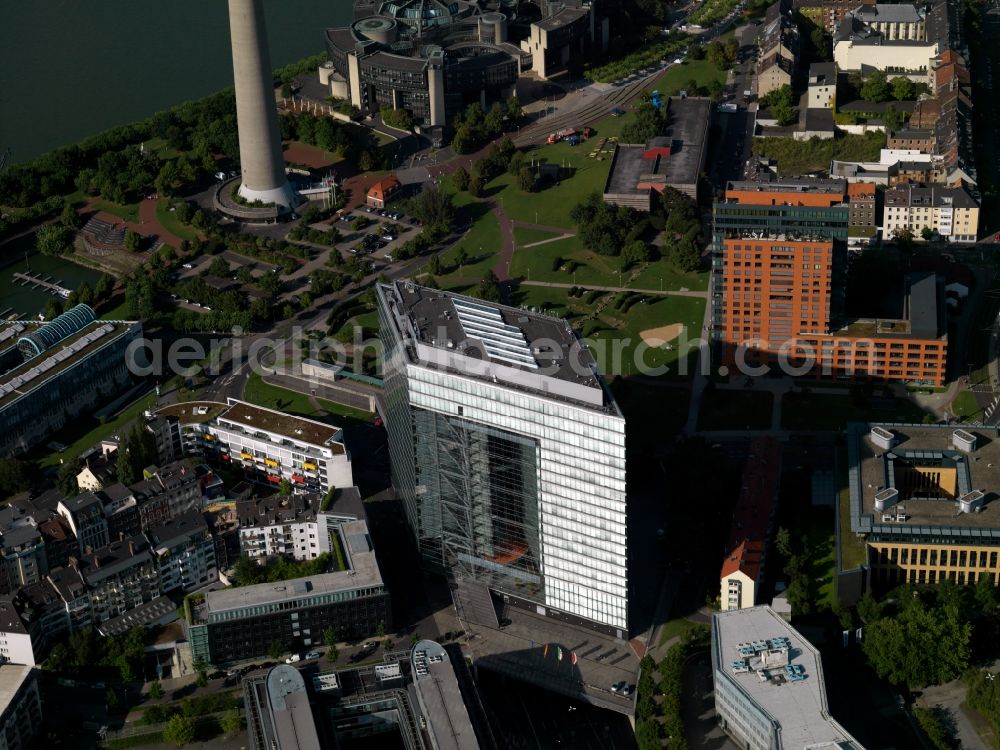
[378,292,628,633]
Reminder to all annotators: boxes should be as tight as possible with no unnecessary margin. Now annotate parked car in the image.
[610,681,626,693]
[304,651,322,660]
[285,654,301,664]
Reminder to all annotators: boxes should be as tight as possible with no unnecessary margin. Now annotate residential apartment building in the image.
[756,1,798,97]
[79,536,161,624]
[846,181,877,243]
[720,439,781,611]
[848,423,1000,592]
[146,512,218,594]
[883,183,979,242]
[237,493,331,562]
[56,494,109,555]
[187,520,389,666]
[154,400,353,495]
[0,666,42,750]
[712,607,863,750]
[377,281,629,637]
[711,180,948,385]
[834,3,937,74]
[807,61,837,108]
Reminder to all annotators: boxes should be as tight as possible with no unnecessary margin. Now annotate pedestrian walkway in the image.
[519,279,707,298]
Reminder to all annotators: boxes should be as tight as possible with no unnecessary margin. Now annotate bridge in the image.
[12,272,71,298]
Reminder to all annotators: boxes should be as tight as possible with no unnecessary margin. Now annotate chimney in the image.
[118,531,126,541]
[128,541,136,556]
[93,556,100,569]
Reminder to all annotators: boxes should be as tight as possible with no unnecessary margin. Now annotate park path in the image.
[518,279,708,298]
[521,233,575,248]
[492,203,516,285]
[81,195,185,250]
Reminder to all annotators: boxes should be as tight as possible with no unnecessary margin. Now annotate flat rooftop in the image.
[850,423,1000,537]
[155,401,229,424]
[0,665,33,709]
[535,5,589,31]
[199,520,381,619]
[379,281,620,412]
[412,641,480,750]
[216,399,343,451]
[604,97,710,195]
[712,606,862,749]
[0,321,136,409]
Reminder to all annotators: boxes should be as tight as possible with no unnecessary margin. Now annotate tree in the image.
[269,640,285,660]
[621,240,651,270]
[149,680,163,700]
[221,708,244,735]
[56,461,79,496]
[428,253,442,277]
[774,527,792,558]
[163,715,196,747]
[666,236,701,271]
[94,274,114,301]
[882,104,903,133]
[506,95,523,121]
[60,203,82,229]
[380,106,413,131]
[451,126,474,155]
[106,689,120,712]
[861,71,891,103]
[454,246,469,270]
[195,670,208,688]
[891,76,917,102]
[323,626,338,647]
[920,226,934,241]
[810,26,831,60]
[862,591,971,687]
[0,458,30,501]
[477,270,502,302]
[453,165,471,192]
[976,573,999,614]
[771,99,796,126]
[125,230,141,252]
[207,256,229,277]
[278,479,292,496]
[517,166,535,192]
[35,224,74,255]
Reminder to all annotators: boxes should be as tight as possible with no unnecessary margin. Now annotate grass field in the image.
[781,392,929,431]
[839,480,867,570]
[509,234,709,292]
[510,285,705,378]
[99,299,131,321]
[803,508,837,609]
[697,389,773,431]
[243,372,371,427]
[657,617,704,647]
[155,200,200,242]
[33,394,156,468]
[94,199,140,223]
[423,208,502,291]
[952,390,983,421]
[647,59,727,96]
[514,227,562,246]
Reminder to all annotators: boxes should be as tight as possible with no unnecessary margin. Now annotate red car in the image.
[373,416,383,428]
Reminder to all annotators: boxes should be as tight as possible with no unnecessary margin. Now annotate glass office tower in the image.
[377,281,628,635]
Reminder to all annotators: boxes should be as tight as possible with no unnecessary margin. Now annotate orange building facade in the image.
[712,180,947,385]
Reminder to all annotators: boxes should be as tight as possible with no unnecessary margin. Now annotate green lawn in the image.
[657,617,704,647]
[423,207,502,291]
[514,227,562,246]
[696,389,773,431]
[689,0,743,26]
[839,480,867,571]
[510,286,705,378]
[780,392,930,431]
[486,144,613,230]
[752,131,886,177]
[509,234,709,292]
[32,394,156,468]
[94,199,140,223]
[243,372,371,426]
[647,59,727,97]
[155,200,200,242]
[99,299,130,321]
[802,508,837,610]
[952,389,983,421]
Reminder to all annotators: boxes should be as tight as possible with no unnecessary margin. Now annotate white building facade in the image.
[378,282,628,636]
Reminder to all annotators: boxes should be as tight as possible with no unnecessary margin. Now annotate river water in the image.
[0,0,352,165]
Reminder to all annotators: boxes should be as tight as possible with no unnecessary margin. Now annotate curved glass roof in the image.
[17,303,96,360]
